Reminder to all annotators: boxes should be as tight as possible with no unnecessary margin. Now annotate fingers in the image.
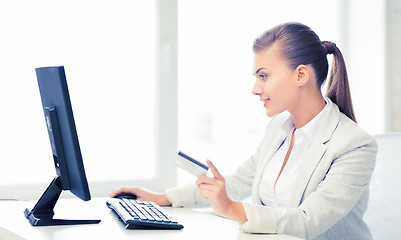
[198,180,226,201]
[109,187,139,197]
[198,183,219,200]
[109,188,124,197]
[196,175,215,187]
[197,174,226,201]
[196,160,224,187]
[206,160,223,179]
[199,183,218,192]
[199,188,211,199]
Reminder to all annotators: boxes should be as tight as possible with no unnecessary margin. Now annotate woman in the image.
[111,22,377,239]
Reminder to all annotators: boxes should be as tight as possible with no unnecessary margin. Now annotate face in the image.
[252,44,299,117]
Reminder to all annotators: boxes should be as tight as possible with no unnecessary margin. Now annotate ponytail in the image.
[322,41,356,123]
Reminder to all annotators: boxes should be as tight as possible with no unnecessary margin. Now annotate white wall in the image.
[386,0,401,131]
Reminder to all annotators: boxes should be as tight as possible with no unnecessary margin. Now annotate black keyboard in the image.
[106,198,183,230]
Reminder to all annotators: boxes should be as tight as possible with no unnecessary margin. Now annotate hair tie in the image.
[322,41,336,54]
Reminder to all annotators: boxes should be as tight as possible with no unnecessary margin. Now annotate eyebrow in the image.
[254,67,267,75]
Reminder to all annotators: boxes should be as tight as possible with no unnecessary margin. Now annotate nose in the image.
[252,81,262,95]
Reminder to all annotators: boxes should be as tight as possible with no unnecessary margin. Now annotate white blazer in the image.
[166,98,377,240]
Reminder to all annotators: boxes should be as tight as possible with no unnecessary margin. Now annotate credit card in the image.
[176,151,209,177]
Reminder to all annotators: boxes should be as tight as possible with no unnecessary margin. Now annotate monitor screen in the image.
[35,66,90,201]
[24,66,100,226]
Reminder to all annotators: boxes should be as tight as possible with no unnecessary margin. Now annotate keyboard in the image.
[106,198,184,230]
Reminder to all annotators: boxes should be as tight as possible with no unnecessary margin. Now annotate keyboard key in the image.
[107,198,183,229]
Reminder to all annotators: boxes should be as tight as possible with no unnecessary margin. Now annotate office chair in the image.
[364,132,401,239]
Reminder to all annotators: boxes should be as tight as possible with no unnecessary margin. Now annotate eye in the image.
[258,74,267,80]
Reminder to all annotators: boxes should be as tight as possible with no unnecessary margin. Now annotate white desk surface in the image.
[0,198,302,240]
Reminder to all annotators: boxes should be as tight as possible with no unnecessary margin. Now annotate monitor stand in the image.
[24,176,101,226]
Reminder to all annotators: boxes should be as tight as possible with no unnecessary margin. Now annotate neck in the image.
[289,92,326,129]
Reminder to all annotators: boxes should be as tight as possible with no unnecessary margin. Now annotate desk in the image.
[0,198,301,240]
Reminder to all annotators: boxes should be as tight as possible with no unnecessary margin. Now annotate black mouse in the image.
[113,192,137,199]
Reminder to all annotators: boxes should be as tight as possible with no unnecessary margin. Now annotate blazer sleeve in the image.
[239,128,377,239]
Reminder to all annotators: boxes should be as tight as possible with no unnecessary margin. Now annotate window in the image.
[0,0,169,199]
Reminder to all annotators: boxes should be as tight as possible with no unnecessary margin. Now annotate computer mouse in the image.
[113,192,137,199]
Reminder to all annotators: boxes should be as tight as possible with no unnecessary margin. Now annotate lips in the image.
[263,98,270,107]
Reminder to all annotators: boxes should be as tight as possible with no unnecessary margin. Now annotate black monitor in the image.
[24,66,100,226]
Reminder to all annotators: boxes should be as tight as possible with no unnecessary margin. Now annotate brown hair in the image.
[253,22,356,122]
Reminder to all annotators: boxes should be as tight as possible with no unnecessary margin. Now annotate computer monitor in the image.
[24,66,100,226]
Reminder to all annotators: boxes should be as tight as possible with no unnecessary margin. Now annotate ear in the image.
[295,64,309,86]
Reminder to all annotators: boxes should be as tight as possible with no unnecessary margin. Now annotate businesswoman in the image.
[111,22,377,239]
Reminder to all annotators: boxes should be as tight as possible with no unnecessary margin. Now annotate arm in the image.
[109,187,172,206]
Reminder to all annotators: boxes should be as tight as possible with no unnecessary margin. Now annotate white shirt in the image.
[259,99,329,208]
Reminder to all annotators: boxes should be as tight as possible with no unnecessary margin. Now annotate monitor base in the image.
[24,176,100,227]
[24,209,100,226]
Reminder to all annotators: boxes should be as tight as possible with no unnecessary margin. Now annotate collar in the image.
[280,97,330,143]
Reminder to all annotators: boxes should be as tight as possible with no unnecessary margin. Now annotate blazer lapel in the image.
[288,99,341,207]
[288,141,328,207]
[252,131,286,204]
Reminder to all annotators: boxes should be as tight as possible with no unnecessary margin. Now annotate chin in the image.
[266,109,283,118]
[266,111,276,117]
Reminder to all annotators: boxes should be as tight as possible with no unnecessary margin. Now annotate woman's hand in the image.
[109,187,172,206]
[196,160,247,224]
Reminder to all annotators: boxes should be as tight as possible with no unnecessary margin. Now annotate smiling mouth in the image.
[263,98,271,107]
